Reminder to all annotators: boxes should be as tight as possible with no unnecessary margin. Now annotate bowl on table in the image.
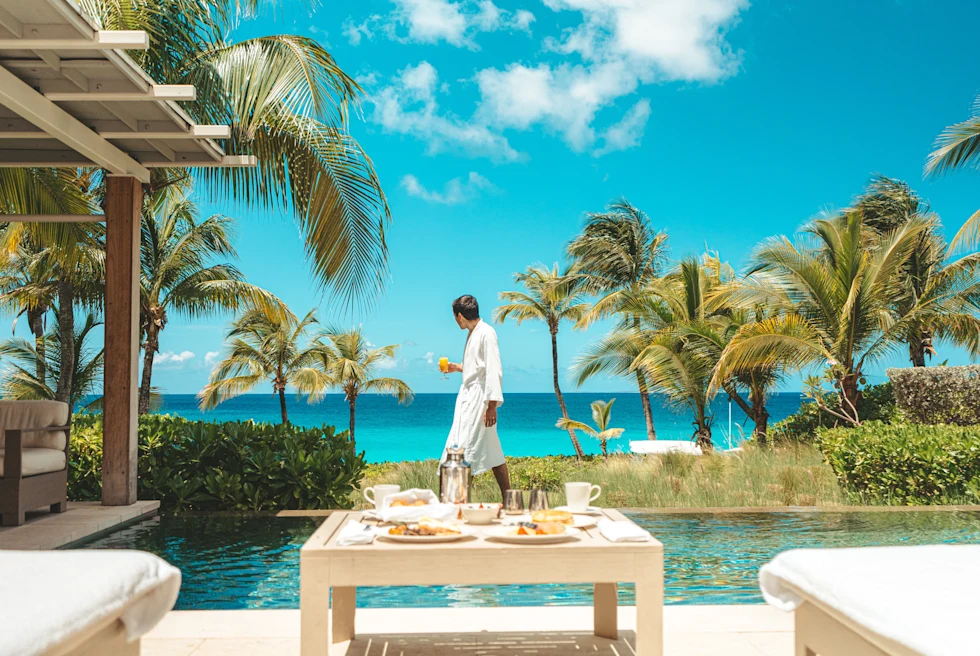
[460,503,501,525]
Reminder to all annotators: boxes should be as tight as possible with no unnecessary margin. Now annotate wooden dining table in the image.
[299,507,664,656]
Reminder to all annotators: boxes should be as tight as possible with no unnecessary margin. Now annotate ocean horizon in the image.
[149,392,805,463]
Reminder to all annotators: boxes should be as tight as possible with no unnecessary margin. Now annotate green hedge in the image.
[70,414,365,511]
[769,382,900,443]
[819,421,980,504]
[888,365,980,426]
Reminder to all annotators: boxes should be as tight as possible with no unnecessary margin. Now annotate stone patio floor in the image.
[144,605,794,655]
[0,500,159,549]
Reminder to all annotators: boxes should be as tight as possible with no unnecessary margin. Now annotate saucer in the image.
[555,505,602,516]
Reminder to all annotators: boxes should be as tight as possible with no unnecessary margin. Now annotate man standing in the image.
[442,294,510,499]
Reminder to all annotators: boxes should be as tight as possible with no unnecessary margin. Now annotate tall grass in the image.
[358,444,848,509]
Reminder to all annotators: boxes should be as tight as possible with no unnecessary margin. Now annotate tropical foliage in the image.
[199,308,330,423]
[496,263,589,457]
[69,414,363,511]
[315,327,414,449]
[555,398,624,457]
[887,365,980,426]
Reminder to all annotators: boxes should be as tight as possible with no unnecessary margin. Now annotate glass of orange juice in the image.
[438,357,449,379]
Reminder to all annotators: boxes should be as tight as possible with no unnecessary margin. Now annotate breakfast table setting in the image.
[299,477,664,656]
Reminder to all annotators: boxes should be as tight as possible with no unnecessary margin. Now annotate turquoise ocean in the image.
[153,392,804,463]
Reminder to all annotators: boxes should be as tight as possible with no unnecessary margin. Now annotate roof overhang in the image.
[0,0,255,184]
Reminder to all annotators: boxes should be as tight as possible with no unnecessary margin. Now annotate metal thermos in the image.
[439,447,471,504]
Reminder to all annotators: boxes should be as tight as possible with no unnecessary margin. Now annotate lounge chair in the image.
[0,549,181,655]
[760,545,980,655]
[0,400,71,526]
[629,440,703,455]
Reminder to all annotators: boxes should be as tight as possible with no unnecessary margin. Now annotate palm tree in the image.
[555,399,624,458]
[0,313,104,413]
[0,244,58,383]
[568,199,669,440]
[715,211,931,422]
[139,188,287,414]
[926,98,980,253]
[495,263,589,458]
[316,328,414,450]
[851,176,980,366]
[80,0,391,303]
[199,308,329,423]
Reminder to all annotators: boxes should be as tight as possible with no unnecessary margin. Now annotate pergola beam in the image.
[0,125,230,139]
[45,84,196,102]
[0,214,103,222]
[0,65,150,181]
[0,30,148,51]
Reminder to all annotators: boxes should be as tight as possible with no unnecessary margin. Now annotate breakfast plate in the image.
[555,505,603,516]
[501,512,596,530]
[377,525,474,543]
[485,525,581,544]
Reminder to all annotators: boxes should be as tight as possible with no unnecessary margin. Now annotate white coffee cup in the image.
[363,484,400,509]
[565,482,601,512]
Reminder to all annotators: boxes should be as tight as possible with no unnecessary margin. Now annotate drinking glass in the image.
[438,356,449,380]
[503,489,525,515]
[528,489,549,512]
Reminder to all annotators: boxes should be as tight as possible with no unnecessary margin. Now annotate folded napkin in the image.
[379,488,458,523]
[336,520,374,546]
[598,518,651,542]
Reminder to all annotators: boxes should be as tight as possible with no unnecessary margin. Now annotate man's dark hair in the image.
[452,295,480,320]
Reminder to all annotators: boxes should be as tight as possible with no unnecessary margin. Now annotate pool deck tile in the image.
[0,500,159,550]
[145,606,794,655]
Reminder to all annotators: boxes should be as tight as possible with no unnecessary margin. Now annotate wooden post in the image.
[102,175,141,506]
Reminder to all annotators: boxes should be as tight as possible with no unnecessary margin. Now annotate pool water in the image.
[73,511,980,609]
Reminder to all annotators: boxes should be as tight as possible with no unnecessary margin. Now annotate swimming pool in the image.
[73,510,980,609]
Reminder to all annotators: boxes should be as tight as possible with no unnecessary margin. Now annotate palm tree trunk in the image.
[55,278,74,408]
[138,325,158,414]
[909,339,926,367]
[349,397,356,450]
[28,306,46,384]
[635,369,657,440]
[278,387,288,424]
[551,330,584,458]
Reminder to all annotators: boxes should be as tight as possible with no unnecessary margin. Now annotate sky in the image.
[21,0,980,396]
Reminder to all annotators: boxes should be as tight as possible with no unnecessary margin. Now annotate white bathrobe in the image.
[442,319,505,476]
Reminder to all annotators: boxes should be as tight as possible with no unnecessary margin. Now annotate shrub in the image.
[507,455,596,491]
[770,382,900,443]
[69,414,364,511]
[888,365,980,426]
[819,421,980,505]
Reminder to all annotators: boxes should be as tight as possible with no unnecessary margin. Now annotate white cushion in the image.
[0,447,66,477]
[0,400,70,450]
[630,440,703,455]
[0,550,181,656]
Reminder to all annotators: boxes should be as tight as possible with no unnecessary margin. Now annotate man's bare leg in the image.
[492,463,510,502]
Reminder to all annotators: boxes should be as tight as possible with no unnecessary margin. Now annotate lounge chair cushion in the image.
[629,440,703,455]
[0,400,70,451]
[0,447,66,477]
[0,549,181,656]
[760,545,980,656]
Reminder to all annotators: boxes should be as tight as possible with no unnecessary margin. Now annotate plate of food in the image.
[379,517,472,543]
[486,522,581,544]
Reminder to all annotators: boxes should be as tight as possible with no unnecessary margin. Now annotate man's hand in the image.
[447,362,463,373]
[484,401,498,428]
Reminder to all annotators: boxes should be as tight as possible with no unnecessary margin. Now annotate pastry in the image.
[532,509,574,525]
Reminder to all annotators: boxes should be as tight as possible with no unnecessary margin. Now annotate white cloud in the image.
[376,356,401,370]
[155,350,196,367]
[204,351,220,367]
[424,351,435,364]
[474,0,745,151]
[401,171,495,204]
[345,0,536,47]
[593,98,651,156]
[369,61,521,162]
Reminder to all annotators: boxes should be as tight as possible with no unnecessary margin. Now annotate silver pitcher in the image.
[439,447,471,504]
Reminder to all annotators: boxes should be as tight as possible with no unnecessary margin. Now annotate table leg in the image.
[332,586,357,644]
[594,583,618,640]
[300,556,331,656]
[634,552,664,656]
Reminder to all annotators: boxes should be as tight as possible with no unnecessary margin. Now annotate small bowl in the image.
[460,503,500,525]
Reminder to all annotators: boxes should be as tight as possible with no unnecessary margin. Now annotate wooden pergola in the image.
[0,0,255,505]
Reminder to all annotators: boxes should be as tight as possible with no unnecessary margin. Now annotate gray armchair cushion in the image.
[0,401,70,451]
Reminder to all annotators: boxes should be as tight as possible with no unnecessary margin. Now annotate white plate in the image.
[377,526,473,543]
[485,526,581,544]
[501,514,596,530]
[555,505,603,516]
